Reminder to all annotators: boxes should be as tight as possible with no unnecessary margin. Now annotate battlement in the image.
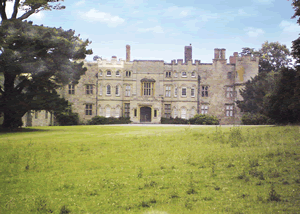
[98,56,125,67]
[230,52,259,64]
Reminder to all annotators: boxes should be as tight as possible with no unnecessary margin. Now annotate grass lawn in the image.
[0,125,300,214]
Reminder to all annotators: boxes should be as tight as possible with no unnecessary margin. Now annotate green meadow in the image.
[0,125,300,214]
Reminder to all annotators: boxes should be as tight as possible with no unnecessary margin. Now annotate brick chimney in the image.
[184,45,192,63]
[126,45,130,62]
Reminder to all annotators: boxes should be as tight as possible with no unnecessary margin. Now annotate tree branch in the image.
[11,0,20,19]
[0,0,8,21]
[17,4,40,20]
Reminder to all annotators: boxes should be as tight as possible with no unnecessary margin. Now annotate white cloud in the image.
[244,27,264,37]
[164,6,194,18]
[279,20,300,33]
[79,9,125,27]
[137,26,164,34]
[75,0,86,6]
[253,0,274,4]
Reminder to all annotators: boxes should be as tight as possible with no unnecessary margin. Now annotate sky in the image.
[4,0,300,63]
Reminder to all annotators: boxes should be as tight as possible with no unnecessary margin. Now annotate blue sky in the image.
[6,0,300,63]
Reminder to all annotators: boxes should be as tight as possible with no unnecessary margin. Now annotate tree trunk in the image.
[2,112,23,129]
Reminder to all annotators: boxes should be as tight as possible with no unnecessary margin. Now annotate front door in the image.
[140,107,151,123]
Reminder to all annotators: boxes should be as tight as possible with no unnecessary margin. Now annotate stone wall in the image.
[21,45,259,126]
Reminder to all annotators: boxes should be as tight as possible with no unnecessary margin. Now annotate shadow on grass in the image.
[0,127,53,133]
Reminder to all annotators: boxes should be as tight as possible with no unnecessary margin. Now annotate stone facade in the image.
[57,45,259,125]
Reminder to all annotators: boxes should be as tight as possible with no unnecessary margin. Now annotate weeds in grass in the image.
[1,126,300,213]
[268,183,281,202]
[137,167,143,178]
[186,172,197,195]
[229,127,244,147]
[59,205,71,214]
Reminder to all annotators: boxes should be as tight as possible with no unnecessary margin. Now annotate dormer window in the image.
[182,71,187,77]
[107,70,111,76]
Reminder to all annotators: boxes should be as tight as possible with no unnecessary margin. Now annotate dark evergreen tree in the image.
[0,1,92,128]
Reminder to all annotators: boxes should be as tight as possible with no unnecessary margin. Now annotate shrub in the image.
[189,114,219,125]
[241,113,275,125]
[87,116,131,125]
[161,117,188,124]
[55,112,79,126]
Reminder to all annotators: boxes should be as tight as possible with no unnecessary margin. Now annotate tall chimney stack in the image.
[184,44,192,63]
[126,45,130,62]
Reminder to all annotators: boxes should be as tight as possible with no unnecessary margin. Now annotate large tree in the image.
[237,41,291,114]
[265,0,300,123]
[0,1,92,128]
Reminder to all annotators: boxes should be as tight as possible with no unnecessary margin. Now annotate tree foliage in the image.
[237,72,276,114]
[0,0,65,21]
[237,41,290,115]
[0,1,92,128]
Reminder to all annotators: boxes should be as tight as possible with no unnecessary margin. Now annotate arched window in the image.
[107,70,111,76]
[182,71,187,77]
[190,108,195,118]
[191,71,195,77]
[181,108,186,119]
[116,70,120,76]
[106,106,111,118]
[116,85,120,96]
[115,106,120,118]
[106,85,111,95]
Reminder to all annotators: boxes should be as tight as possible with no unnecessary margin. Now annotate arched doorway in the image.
[140,107,151,122]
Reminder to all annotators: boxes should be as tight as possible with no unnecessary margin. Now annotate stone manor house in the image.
[22,44,259,126]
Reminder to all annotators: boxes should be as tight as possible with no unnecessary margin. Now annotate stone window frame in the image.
[124,103,130,118]
[201,104,209,114]
[191,87,195,97]
[125,85,131,97]
[225,104,234,117]
[182,71,187,77]
[86,84,93,95]
[106,84,111,95]
[191,71,196,78]
[165,85,171,97]
[181,87,187,97]
[174,86,178,97]
[68,84,75,95]
[116,70,120,76]
[181,107,187,119]
[165,71,171,78]
[106,70,112,76]
[164,104,171,118]
[105,105,111,118]
[154,109,158,118]
[134,108,137,117]
[99,84,102,95]
[190,107,196,118]
[141,82,154,96]
[125,71,131,77]
[174,71,178,78]
[201,85,209,97]
[85,104,93,116]
[115,106,121,118]
[173,107,178,118]
[34,111,38,119]
[115,85,121,97]
[226,86,234,98]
